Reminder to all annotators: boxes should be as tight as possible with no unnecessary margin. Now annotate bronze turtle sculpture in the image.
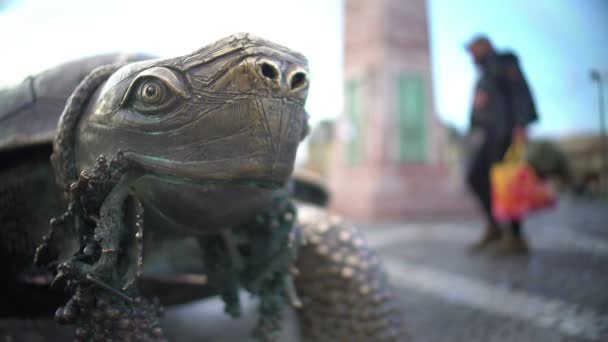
[0,33,404,341]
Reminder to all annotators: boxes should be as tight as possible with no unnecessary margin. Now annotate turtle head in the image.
[76,33,310,231]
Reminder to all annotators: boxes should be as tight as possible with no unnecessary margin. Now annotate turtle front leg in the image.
[55,170,164,341]
[60,174,133,285]
[88,176,133,278]
[293,204,406,341]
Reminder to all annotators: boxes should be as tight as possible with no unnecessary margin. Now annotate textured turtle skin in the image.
[0,36,405,341]
[295,203,405,341]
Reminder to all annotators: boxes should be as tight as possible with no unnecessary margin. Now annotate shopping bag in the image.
[491,141,557,222]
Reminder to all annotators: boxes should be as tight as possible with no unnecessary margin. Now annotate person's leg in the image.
[476,167,495,227]
[496,137,530,254]
[496,220,529,254]
[467,143,501,252]
[511,220,521,237]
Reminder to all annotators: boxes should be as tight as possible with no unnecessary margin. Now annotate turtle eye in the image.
[140,80,164,104]
[130,77,176,114]
[120,67,188,116]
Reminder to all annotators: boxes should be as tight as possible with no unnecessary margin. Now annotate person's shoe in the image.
[495,235,529,255]
[469,225,502,253]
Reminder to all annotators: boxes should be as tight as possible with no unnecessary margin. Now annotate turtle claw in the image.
[51,262,74,287]
[51,270,67,288]
[34,243,52,267]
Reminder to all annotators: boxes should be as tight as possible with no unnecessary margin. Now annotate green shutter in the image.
[396,74,427,162]
[345,79,364,164]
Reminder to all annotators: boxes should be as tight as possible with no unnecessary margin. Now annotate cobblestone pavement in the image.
[159,195,608,341]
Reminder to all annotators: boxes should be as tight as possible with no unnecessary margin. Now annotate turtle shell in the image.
[0,53,155,153]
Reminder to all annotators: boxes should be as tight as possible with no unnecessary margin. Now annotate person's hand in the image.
[513,126,527,142]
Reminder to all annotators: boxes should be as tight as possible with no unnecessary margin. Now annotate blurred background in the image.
[1,0,607,341]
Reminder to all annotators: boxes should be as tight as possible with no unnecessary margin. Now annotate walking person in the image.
[465,36,538,254]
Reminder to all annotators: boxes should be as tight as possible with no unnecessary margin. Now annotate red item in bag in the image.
[491,142,557,222]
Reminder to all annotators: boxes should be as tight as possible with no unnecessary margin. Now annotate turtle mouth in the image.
[120,142,293,233]
[122,151,293,187]
[135,173,285,191]
[129,174,280,234]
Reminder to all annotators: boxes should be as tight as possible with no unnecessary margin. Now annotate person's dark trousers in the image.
[467,135,512,228]
[467,133,528,254]
[510,220,522,237]
[467,138,510,226]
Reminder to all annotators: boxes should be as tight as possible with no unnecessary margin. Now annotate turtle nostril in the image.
[290,71,307,90]
[260,62,279,81]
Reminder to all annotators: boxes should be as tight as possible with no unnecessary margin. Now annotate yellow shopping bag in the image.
[491,141,556,222]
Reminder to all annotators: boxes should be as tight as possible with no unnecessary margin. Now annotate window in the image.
[395,74,427,162]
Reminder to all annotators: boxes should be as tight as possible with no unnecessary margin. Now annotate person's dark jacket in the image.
[470,51,538,141]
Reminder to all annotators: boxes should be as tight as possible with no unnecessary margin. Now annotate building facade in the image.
[329,0,475,219]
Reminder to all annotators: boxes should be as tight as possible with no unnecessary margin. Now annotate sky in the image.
[1,0,607,138]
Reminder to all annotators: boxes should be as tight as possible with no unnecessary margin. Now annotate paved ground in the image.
[160,195,608,341]
[363,196,608,342]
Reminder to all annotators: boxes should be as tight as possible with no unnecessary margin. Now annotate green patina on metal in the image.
[200,190,299,340]
[40,150,300,340]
